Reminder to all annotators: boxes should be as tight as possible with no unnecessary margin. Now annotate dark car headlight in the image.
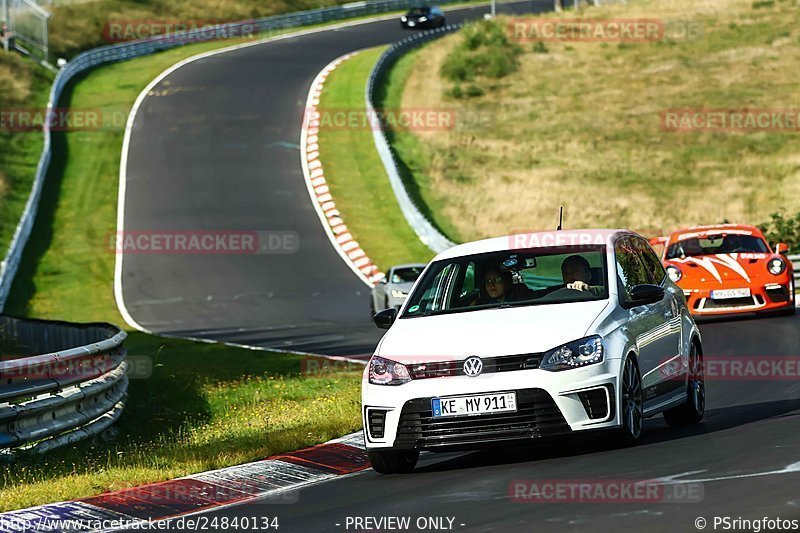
[768,257,786,275]
[369,356,411,385]
[540,336,604,371]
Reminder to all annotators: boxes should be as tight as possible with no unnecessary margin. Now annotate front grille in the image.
[367,409,387,439]
[578,386,613,420]
[407,354,541,380]
[394,388,570,450]
[766,285,790,303]
[699,295,764,310]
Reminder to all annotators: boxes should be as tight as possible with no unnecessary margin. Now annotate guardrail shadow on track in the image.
[0,316,127,453]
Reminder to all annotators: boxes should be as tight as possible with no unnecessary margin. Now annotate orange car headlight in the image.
[768,258,786,275]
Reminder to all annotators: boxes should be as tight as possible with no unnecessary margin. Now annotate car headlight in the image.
[391,289,407,298]
[768,257,786,275]
[540,336,604,371]
[369,356,411,385]
[666,265,682,282]
[419,16,427,21]
[401,15,407,21]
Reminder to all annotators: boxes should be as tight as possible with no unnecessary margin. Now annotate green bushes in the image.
[441,19,521,97]
[759,212,800,252]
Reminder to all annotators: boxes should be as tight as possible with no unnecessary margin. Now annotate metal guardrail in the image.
[366,25,460,254]
[0,0,477,311]
[789,254,799,283]
[0,316,127,452]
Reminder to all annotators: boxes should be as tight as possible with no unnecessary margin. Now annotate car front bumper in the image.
[681,279,794,315]
[362,360,622,451]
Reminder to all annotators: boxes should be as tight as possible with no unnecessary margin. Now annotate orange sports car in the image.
[652,224,795,317]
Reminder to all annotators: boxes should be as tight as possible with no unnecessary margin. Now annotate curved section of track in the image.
[120,1,544,356]
[121,3,800,527]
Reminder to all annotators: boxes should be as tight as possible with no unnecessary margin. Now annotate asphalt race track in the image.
[120,1,544,356]
[120,2,800,529]
[195,314,800,530]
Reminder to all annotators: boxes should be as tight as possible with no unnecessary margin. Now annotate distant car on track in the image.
[652,224,795,317]
[363,230,704,474]
[400,6,445,29]
[371,264,427,314]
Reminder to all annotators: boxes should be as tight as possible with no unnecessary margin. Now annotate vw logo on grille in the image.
[463,356,483,377]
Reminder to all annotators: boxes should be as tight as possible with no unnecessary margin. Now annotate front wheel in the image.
[663,342,705,427]
[368,449,419,474]
[615,356,643,445]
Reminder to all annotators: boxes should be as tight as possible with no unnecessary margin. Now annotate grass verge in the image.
[317,47,435,270]
[0,55,53,269]
[393,0,800,241]
[0,31,365,512]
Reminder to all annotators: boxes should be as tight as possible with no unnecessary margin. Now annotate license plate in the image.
[408,21,416,26]
[711,288,751,300]
[432,392,517,418]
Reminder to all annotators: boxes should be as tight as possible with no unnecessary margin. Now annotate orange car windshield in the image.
[666,234,769,259]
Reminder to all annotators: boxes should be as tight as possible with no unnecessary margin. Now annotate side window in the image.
[460,262,476,298]
[634,238,666,285]
[615,237,649,303]
[414,264,454,313]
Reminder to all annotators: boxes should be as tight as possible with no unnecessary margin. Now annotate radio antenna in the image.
[556,206,563,231]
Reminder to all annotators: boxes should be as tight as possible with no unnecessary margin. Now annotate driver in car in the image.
[561,255,604,295]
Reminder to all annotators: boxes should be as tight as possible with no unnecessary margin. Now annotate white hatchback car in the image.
[362,230,705,473]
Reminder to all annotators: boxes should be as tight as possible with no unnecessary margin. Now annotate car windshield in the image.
[665,234,768,259]
[408,7,429,15]
[402,246,608,317]
[391,267,424,284]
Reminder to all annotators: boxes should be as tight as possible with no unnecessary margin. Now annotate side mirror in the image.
[373,308,398,330]
[630,284,665,306]
[775,242,789,255]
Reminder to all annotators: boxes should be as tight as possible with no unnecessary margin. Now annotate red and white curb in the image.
[300,52,385,288]
[0,433,368,532]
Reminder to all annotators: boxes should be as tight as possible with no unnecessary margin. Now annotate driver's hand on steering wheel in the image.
[566,281,590,292]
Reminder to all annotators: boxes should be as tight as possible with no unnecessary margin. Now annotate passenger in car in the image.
[483,268,512,304]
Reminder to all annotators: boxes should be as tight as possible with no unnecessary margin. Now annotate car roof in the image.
[667,224,764,243]
[433,229,635,261]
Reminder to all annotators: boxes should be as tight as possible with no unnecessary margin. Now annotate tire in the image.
[615,356,643,445]
[663,341,705,427]
[368,449,419,474]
